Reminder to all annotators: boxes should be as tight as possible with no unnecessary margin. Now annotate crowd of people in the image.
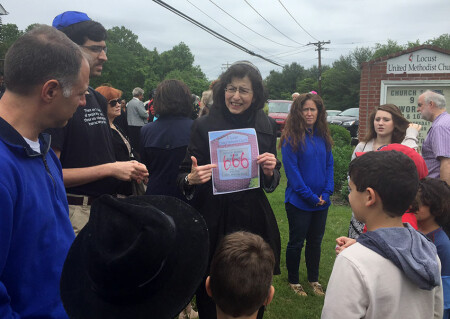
[0,9,449,319]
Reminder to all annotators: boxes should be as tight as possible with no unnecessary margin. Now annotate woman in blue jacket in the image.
[281,93,334,297]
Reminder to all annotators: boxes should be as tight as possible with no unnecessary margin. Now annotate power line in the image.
[185,0,273,58]
[152,0,283,67]
[268,46,315,59]
[277,0,319,42]
[243,0,305,46]
[208,0,302,49]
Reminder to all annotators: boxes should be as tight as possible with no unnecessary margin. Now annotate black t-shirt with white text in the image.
[48,87,120,196]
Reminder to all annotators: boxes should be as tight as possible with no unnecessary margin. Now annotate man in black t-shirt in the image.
[50,11,148,235]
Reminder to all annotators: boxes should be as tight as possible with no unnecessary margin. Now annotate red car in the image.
[267,100,292,135]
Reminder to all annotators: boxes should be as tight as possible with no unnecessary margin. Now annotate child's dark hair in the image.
[413,178,450,236]
[349,151,419,217]
[209,231,275,317]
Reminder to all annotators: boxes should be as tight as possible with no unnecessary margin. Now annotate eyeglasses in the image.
[109,99,121,106]
[225,85,252,97]
[81,45,107,55]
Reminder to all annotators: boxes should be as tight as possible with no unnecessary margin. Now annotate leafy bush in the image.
[332,145,353,192]
[330,124,351,147]
[263,103,269,115]
[340,179,350,203]
[330,124,353,192]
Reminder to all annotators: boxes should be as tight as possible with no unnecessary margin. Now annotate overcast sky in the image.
[2,0,449,80]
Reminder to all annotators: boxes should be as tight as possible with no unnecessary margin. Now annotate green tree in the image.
[0,23,23,59]
[107,26,147,56]
[372,39,405,59]
[406,39,421,49]
[321,48,369,110]
[264,70,286,99]
[164,66,209,96]
[425,33,450,50]
[296,78,318,95]
[89,27,152,99]
[160,42,195,76]
[92,27,208,100]
[265,62,306,99]
[352,47,373,70]
[25,23,39,32]
[304,65,331,83]
[293,64,330,97]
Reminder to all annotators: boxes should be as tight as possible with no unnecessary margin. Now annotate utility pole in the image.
[307,41,330,96]
[221,62,232,72]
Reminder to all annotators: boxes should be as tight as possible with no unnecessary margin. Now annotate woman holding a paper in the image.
[280,93,334,297]
[177,61,281,319]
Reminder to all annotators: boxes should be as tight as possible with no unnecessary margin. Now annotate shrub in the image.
[330,124,351,147]
[330,125,353,192]
[332,145,353,192]
[340,179,350,202]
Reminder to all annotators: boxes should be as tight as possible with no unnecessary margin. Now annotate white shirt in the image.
[23,137,41,153]
[322,243,443,319]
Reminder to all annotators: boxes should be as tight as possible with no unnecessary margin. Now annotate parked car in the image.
[267,100,292,135]
[326,110,341,121]
[327,107,359,140]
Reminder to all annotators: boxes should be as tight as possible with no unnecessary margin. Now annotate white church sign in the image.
[387,49,450,74]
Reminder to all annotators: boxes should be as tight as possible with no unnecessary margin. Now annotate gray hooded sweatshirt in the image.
[358,223,441,290]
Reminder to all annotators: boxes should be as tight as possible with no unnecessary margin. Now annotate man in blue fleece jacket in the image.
[0,25,89,317]
[322,151,443,319]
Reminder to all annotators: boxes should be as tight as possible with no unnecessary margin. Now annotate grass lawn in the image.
[263,147,352,319]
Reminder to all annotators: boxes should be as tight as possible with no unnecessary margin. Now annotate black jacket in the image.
[178,105,281,274]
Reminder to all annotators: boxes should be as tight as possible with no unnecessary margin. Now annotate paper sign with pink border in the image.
[208,128,260,195]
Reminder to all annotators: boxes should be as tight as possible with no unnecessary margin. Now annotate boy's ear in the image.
[365,187,377,207]
[263,285,275,306]
[205,276,213,298]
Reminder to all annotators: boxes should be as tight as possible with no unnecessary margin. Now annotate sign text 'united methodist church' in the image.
[387,49,450,74]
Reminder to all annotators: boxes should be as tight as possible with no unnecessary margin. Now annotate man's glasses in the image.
[225,85,252,97]
[81,45,107,55]
[109,99,121,106]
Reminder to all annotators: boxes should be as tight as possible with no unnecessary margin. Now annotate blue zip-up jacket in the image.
[281,131,334,211]
[0,117,75,318]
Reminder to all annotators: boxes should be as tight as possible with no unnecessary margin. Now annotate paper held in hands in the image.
[208,128,260,195]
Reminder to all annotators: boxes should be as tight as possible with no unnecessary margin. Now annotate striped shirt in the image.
[422,111,450,178]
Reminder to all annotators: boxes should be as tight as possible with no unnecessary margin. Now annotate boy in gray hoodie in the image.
[322,151,443,319]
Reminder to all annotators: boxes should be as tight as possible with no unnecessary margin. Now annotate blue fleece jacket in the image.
[358,223,441,290]
[427,228,450,309]
[281,131,334,211]
[0,117,75,318]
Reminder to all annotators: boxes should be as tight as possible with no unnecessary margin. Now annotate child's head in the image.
[348,151,419,220]
[412,178,450,232]
[207,231,275,318]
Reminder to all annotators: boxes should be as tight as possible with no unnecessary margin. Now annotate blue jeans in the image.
[285,202,328,284]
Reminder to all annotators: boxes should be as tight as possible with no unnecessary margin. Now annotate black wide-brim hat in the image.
[60,195,209,319]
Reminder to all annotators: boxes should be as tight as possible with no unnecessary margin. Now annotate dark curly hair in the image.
[212,61,266,112]
[412,178,450,237]
[280,93,333,152]
[363,104,409,143]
